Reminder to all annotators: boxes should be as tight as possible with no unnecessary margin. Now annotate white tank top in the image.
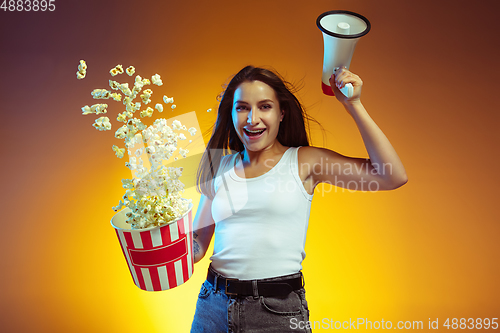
[210,147,313,279]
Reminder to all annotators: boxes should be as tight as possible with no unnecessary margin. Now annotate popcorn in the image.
[140,106,154,118]
[163,95,174,104]
[115,124,130,139]
[110,92,122,102]
[117,112,128,123]
[81,104,108,115]
[109,80,120,90]
[81,105,92,115]
[93,117,112,131]
[126,66,135,76]
[132,80,144,97]
[140,89,153,104]
[77,60,87,79]
[91,89,111,99]
[110,64,124,76]
[151,74,163,86]
[207,108,212,112]
[77,63,201,229]
[171,120,182,130]
[135,148,144,157]
[188,127,197,136]
[92,104,108,114]
[78,59,87,72]
[112,145,126,158]
[179,148,189,158]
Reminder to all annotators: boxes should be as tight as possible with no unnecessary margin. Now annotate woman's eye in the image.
[235,105,247,111]
[261,104,271,110]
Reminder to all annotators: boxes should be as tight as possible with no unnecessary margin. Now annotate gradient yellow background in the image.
[1,0,499,331]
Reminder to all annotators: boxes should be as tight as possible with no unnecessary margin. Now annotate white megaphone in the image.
[317,10,371,97]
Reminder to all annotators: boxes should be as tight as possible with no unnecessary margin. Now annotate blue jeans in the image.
[190,267,311,332]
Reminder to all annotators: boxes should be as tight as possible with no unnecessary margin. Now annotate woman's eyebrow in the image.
[233,99,275,105]
[234,100,248,105]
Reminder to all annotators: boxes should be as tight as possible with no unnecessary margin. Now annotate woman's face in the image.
[232,80,284,153]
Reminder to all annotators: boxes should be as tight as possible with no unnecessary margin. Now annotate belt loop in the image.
[214,274,218,292]
[252,280,259,299]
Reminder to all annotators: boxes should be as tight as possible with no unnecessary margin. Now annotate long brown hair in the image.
[196,65,316,198]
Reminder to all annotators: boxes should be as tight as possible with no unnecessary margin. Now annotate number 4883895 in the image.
[1,0,56,11]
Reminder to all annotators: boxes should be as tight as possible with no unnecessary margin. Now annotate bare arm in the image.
[192,194,215,263]
[301,68,408,191]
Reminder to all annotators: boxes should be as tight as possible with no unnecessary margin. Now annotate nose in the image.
[247,108,258,125]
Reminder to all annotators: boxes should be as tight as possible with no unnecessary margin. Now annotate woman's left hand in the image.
[329,67,363,106]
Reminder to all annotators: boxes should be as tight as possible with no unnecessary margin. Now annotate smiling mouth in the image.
[244,128,266,137]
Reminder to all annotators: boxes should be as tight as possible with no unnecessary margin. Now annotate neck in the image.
[240,142,287,166]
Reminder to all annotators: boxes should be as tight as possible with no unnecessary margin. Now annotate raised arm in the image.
[192,194,215,263]
[301,67,408,192]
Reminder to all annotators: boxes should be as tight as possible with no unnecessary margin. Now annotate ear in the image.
[280,109,285,122]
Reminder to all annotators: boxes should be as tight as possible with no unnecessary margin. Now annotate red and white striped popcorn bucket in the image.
[110,204,194,291]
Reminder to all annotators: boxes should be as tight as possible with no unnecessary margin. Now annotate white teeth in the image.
[245,128,265,134]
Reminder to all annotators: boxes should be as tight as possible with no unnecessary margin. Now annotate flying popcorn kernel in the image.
[140,89,153,104]
[163,95,174,104]
[151,74,163,86]
[115,124,129,139]
[91,103,108,114]
[110,64,124,76]
[77,60,87,79]
[115,65,124,74]
[109,80,120,90]
[125,102,135,112]
[117,112,127,123]
[188,127,197,136]
[78,60,87,72]
[126,66,135,76]
[112,145,126,158]
[93,117,112,131]
[110,92,122,102]
[172,120,182,130]
[140,107,154,118]
[155,103,163,112]
[179,148,189,158]
[207,108,212,112]
[81,105,92,115]
[178,133,186,140]
[91,89,111,99]
[171,104,176,110]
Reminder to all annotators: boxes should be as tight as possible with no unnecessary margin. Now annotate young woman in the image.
[190,65,408,332]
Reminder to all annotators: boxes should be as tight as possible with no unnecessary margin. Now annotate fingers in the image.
[329,67,362,90]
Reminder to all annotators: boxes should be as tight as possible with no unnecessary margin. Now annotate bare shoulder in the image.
[297,145,344,165]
